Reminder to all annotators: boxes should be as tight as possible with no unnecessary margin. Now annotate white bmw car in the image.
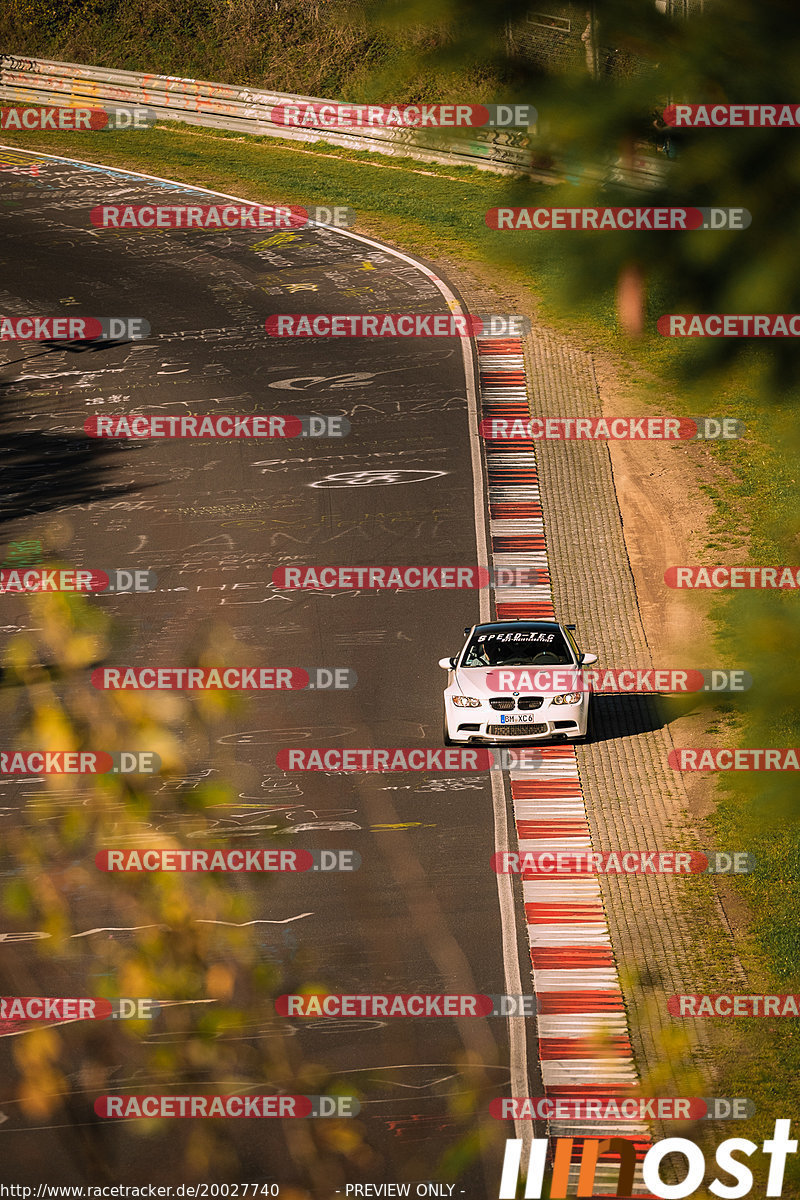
[439,620,597,745]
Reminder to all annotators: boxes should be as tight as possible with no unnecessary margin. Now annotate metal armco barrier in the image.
[0,54,663,189]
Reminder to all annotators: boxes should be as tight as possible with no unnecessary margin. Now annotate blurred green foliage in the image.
[0,574,371,1188]
[352,0,800,1170]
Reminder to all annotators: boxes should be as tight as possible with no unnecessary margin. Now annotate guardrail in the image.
[0,54,664,189]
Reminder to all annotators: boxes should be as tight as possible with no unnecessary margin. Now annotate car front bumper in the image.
[444,696,589,742]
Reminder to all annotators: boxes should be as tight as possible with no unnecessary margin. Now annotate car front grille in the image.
[486,723,548,736]
[489,698,515,711]
[517,697,544,710]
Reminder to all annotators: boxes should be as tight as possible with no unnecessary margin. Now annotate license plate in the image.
[500,713,538,723]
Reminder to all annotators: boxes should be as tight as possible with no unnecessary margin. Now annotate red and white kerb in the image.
[476,334,654,1194]
[479,339,552,621]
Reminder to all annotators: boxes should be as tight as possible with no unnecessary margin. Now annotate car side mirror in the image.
[580,652,598,666]
[439,656,456,669]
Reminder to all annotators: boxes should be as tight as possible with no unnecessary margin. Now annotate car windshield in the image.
[461,628,575,667]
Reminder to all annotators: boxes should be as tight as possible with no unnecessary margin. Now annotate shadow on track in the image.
[0,339,147,525]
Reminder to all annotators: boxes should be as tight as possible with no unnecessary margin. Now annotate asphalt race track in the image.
[0,150,540,1190]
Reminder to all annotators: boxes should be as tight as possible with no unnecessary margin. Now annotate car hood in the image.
[452,665,556,698]
[452,663,583,696]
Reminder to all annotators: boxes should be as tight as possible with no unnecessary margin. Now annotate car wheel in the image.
[443,715,455,746]
[574,702,593,745]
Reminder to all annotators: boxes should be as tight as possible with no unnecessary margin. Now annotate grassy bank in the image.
[0,0,500,100]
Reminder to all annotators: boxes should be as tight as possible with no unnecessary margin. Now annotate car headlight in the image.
[452,695,481,708]
[553,692,582,705]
